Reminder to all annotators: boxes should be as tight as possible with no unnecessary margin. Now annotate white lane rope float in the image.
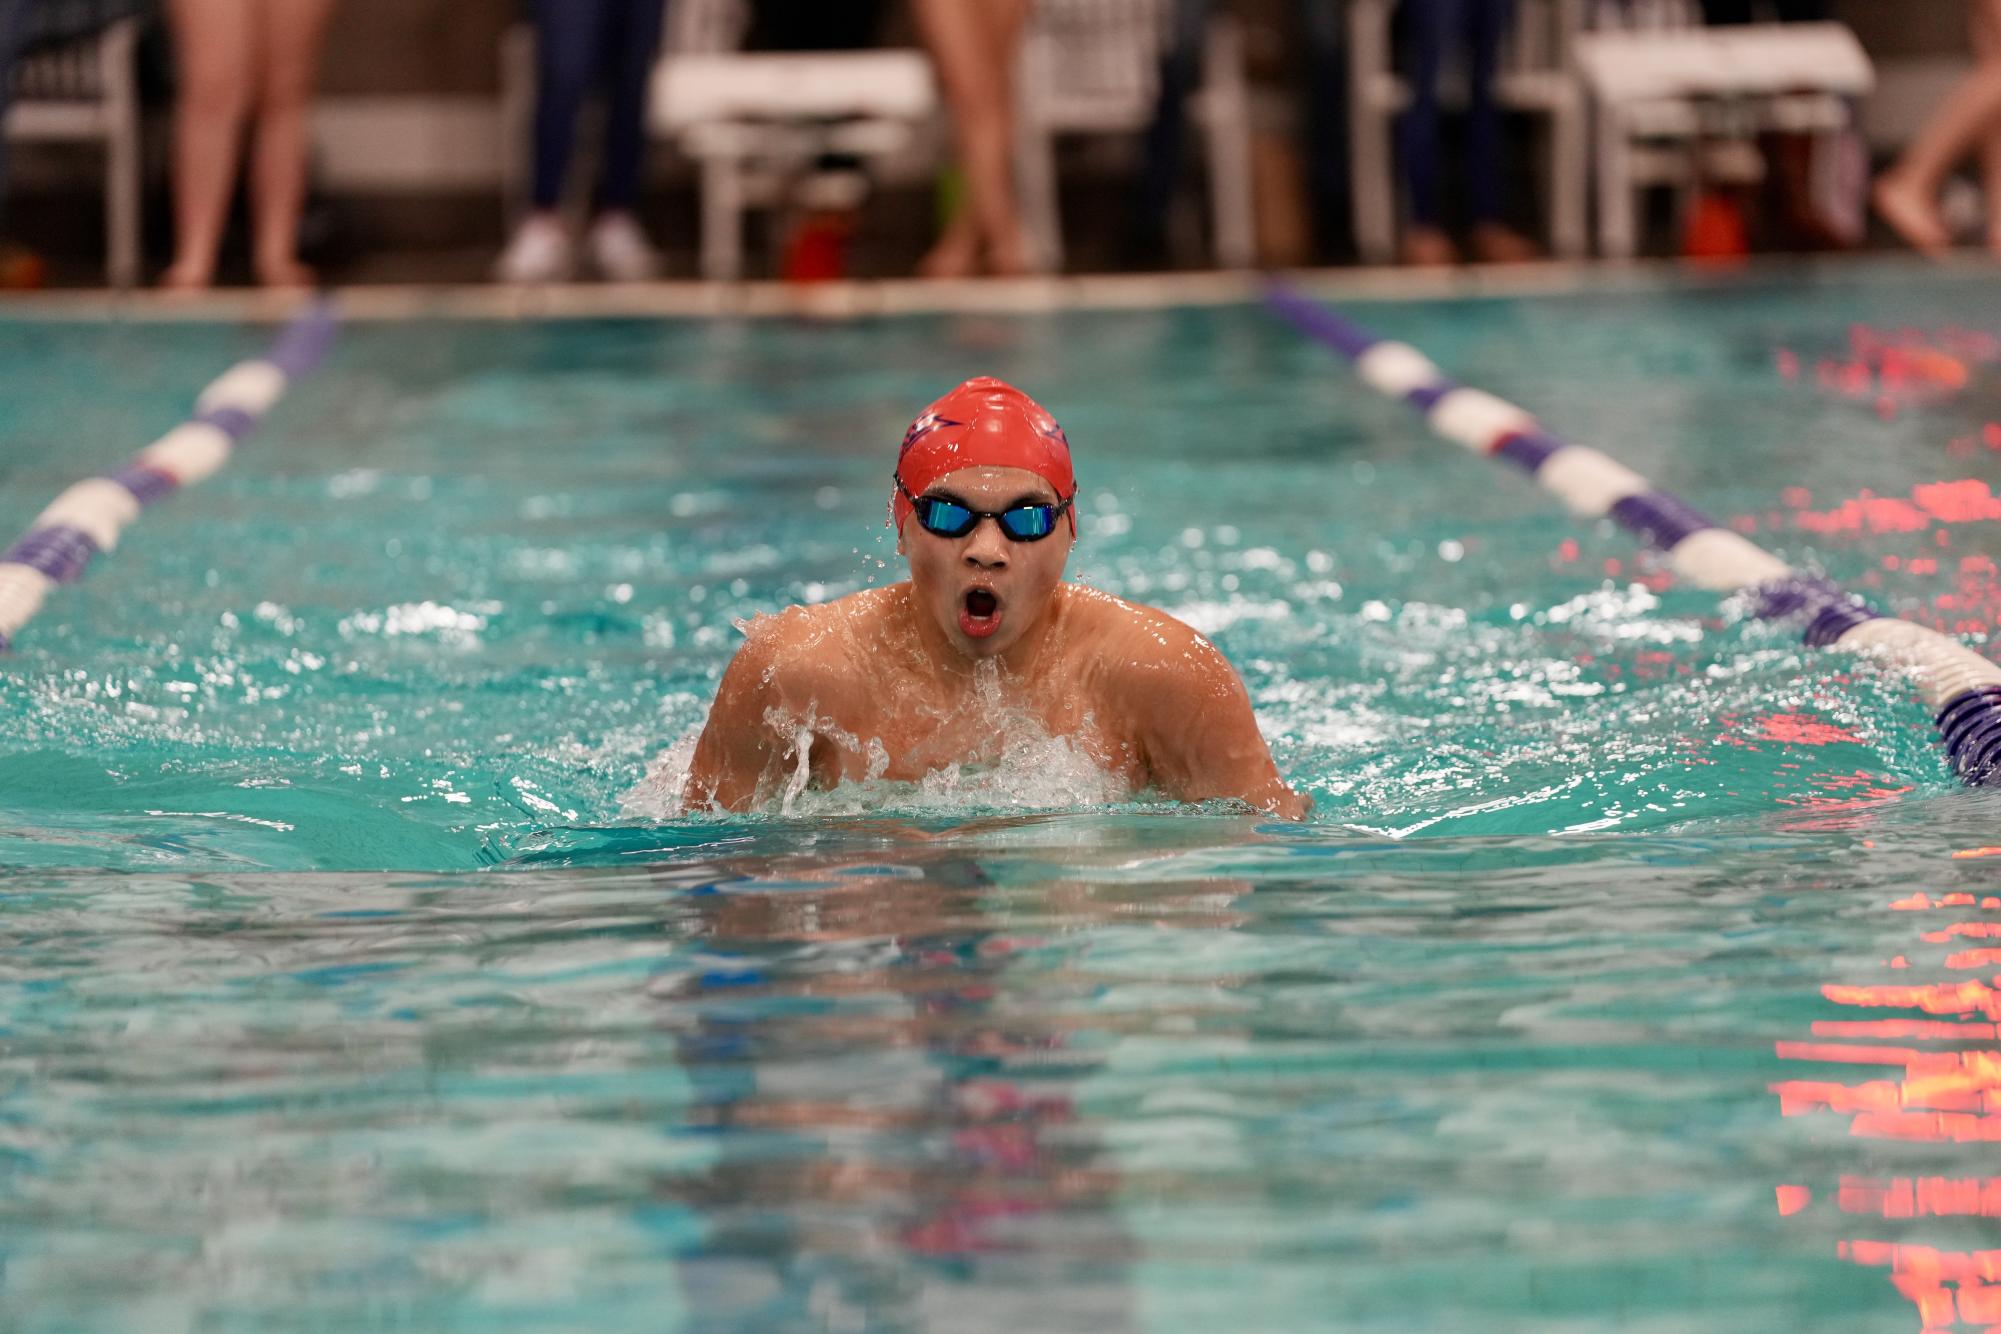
[0,301,337,653]
[1265,284,2001,786]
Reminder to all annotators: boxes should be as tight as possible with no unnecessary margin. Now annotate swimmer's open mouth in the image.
[959,587,1002,639]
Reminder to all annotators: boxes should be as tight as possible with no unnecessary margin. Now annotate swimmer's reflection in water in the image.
[681,377,1311,820]
[642,841,1254,1329]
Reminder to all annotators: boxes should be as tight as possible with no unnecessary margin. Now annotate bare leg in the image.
[249,0,336,287]
[912,0,1034,276]
[1875,0,2001,258]
[1464,0,1537,263]
[920,205,982,280]
[971,0,1033,274]
[163,0,254,289]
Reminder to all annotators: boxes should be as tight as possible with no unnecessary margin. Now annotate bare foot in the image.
[984,230,1034,278]
[918,214,981,279]
[255,257,317,290]
[1872,173,1952,257]
[1471,222,1542,264]
[1399,226,1458,267]
[159,258,213,291]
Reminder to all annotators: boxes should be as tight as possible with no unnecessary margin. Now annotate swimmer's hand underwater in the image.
[681,377,1311,821]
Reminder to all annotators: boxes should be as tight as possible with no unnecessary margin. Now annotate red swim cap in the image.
[890,377,1076,535]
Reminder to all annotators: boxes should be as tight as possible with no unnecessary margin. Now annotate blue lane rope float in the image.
[0,300,338,653]
[1264,284,2001,786]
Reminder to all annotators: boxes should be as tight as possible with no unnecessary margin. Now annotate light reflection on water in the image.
[6,274,1999,871]
[1770,869,2001,1331]
[4,266,2001,1326]
[3,806,2000,1329]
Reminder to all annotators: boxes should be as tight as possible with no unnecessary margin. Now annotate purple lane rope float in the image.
[0,300,337,652]
[1265,284,2001,786]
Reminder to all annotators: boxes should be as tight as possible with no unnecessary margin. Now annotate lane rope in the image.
[1265,284,2001,786]
[0,301,337,653]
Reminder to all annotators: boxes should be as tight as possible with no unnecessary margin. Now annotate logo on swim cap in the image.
[900,411,964,453]
[891,377,1076,535]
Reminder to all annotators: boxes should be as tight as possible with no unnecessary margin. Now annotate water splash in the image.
[619,699,1130,822]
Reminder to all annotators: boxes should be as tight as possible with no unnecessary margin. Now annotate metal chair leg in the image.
[1549,91,1588,259]
[1200,14,1257,270]
[1013,105,1063,274]
[101,19,142,288]
[1595,102,1637,259]
[699,154,743,281]
[498,24,536,230]
[1347,0,1398,266]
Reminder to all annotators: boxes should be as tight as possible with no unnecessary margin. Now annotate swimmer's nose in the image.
[962,517,1010,568]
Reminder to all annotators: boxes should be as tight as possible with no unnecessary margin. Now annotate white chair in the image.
[1574,0,1721,257]
[1013,0,1257,272]
[4,17,142,288]
[499,0,941,281]
[1574,16,1873,257]
[1347,0,1588,265]
[650,50,937,281]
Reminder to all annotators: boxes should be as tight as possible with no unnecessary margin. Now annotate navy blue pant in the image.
[530,0,667,211]
[1399,0,1513,228]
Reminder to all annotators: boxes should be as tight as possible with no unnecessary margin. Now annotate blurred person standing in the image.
[1874,0,2001,258]
[496,0,667,283]
[162,0,336,289]
[910,0,1033,277]
[1133,0,1351,268]
[1397,0,1536,265]
[1291,0,1356,262]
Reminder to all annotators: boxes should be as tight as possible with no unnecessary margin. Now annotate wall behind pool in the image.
[7,0,1974,201]
[305,0,1966,101]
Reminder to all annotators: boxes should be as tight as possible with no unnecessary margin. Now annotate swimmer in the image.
[683,377,1311,819]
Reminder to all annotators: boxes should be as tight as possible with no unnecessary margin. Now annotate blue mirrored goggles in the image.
[897,479,1073,542]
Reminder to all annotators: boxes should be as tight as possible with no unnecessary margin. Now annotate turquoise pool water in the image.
[3,264,2000,1330]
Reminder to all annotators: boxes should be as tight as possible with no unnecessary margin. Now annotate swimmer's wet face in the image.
[898,465,1073,658]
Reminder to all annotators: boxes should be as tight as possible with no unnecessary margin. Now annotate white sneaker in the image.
[495,215,574,284]
[587,213,660,283]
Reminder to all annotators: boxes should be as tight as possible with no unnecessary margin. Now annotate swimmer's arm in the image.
[683,625,795,812]
[1125,623,1312,821]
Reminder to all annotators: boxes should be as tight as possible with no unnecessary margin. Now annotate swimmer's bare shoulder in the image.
[1073,587,1311,820]
[683,593,881,811]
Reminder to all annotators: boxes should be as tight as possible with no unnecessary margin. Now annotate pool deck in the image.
[0,252,1975,323]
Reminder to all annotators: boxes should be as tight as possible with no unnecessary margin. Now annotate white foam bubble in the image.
[620,725,703,819]
[781,725,1128,818]
[620,704,1129,821]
